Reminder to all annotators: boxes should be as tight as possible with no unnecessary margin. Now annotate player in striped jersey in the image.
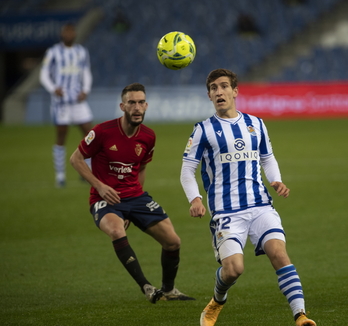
[180,69,316,326]
[70,83,194,303]
[40,23,93,187]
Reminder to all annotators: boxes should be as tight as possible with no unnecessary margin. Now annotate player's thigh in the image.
[99,213,127,240]
[130,192,169,231]
[71,102,93,125]
[91,200,126,240]
[249,206,285,256]
[211,212,251,253]
[145,218,180,250]
[210,212,251,263]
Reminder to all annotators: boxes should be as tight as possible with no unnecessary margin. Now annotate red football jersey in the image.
[78,118,156,205]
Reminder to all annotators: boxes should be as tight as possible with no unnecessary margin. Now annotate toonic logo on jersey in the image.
[220,151,258,163]
[234,138,245,151]
[109,161,133,179]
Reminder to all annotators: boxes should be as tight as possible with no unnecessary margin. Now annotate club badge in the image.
[247,125,256,136]
[135,144,143,156]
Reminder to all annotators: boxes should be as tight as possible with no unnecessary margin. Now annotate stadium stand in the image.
[1,0,347,85]
[81,0,347,86]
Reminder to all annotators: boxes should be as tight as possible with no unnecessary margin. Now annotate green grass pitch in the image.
[1,119,348,325]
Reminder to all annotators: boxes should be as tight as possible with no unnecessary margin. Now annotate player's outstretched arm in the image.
[270,181,290,198]
[70,148,121,205]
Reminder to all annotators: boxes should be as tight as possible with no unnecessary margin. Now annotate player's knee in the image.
[163,234,181,251]
[223,263,244,283]
[270,251,291,269]
[222,253,244,282]
[230,262,244,279]
[106,227,127,241]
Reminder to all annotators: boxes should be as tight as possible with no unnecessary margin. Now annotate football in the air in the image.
[157,31,196,70]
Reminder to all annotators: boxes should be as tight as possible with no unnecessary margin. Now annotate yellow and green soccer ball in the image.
[157,31,196,70]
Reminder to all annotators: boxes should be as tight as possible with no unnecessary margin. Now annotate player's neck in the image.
[62,41,74,47]
[120,117,139,137]
[216,107,238,119]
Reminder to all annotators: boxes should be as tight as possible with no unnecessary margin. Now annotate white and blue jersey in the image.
[40,42,92,105]
[183,111,274,216]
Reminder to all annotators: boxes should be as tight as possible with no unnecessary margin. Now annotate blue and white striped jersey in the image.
[183,111,274,215]
[40,42,92,105]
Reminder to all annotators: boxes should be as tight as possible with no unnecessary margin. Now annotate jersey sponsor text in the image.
[220,150,258,163]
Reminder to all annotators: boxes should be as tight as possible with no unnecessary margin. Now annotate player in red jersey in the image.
[70,83,194,303]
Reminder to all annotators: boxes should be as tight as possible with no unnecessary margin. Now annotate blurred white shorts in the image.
[51,101,93,125]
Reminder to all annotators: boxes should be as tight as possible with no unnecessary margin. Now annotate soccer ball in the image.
[157,31,196,70]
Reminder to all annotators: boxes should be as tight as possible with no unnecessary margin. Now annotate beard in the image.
[124,111,145,127]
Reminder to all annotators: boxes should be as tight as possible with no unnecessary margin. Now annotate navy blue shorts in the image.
[90,192,168,231]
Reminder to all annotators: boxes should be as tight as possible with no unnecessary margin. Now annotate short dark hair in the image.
[206,69,238,91]
[121,83,146,100]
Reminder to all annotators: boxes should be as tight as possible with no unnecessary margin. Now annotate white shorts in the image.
[210,205,285,262]
[51,101,93,125]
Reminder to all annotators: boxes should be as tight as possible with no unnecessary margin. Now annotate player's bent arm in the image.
[82,66,92,94]
[82,49,92,94]
[40,53,57,94]
[260,155,290,198]
[180,160,206,217]
[70,148,121,204]
[138,164,146,187]
[260,154,282,184]
[180,160,201,202]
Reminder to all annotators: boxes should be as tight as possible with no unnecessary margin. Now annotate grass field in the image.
[1,119,348,325]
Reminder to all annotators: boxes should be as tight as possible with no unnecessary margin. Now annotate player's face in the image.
[61,25,76,46]
[120,91,148,127]
[208,76,238,118]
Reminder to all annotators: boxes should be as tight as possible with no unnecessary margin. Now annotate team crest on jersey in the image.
[247,125,256,136]
[85,130,95,145]
[135,144,143,156]
[109,145,118,151]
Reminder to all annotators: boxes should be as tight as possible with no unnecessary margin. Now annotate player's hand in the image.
[189,197,206,218]
[78,92,87,102]
[54,88,64,97]
[270,181,290,198]
[97,184,121,205]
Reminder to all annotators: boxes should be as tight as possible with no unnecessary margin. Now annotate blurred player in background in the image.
[70,83,194,303]
[40,23,93,187]
[180,69,316,326]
